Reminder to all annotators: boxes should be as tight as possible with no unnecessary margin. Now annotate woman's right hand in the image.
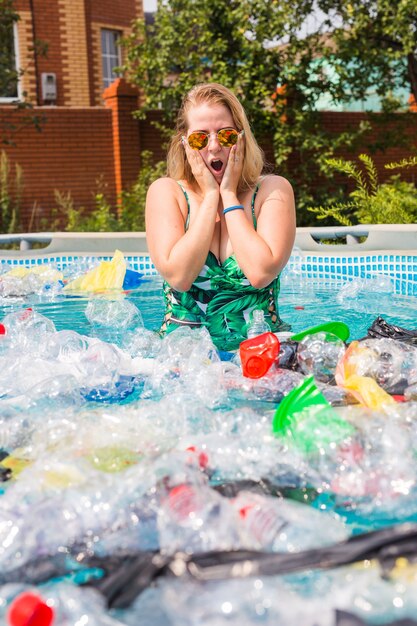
[182,138,219,195]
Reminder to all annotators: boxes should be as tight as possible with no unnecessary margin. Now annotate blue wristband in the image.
[223,204,244,215]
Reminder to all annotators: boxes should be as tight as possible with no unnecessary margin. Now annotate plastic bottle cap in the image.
[245,355,269,378]
[0,323,6,335]
[7,592,54,626]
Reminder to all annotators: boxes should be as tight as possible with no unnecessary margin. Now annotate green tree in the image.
[320,0,417,110]
[122,0,416,224]
[0,0,19,99]
[0,0,45,146]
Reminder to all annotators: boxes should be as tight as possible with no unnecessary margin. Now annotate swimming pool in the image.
[1,249,416,340]
[0,246,417,626]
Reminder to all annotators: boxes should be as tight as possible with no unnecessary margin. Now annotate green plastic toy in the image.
[291,321,350,343]
[272,375,355,453]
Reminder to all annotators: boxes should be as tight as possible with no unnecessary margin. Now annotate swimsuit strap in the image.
[177,182,191,230]
[251,181,261,230]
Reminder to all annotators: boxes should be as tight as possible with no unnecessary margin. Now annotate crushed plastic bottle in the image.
[5,583,121,626]
[1,309,56,353]
[233,490,348,551]
[296,331,346,383]
[157,482,241,553]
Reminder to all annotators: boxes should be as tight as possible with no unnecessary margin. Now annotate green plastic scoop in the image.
[291,321,350,343]
[272,375,355,453]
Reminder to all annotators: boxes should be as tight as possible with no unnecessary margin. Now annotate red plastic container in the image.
[239,332,280,379]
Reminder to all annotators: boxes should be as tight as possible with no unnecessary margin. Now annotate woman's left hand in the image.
[220,132,244,195]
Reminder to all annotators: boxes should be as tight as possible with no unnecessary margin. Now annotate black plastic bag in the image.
[366,317,417,345]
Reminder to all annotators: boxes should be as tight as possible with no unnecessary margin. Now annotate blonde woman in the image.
[146,82,296,351]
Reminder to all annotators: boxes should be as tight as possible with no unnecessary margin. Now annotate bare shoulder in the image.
[147,176,181,196]
[259,174,294,196]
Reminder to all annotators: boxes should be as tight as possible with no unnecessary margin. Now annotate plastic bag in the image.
[366,316,417,346]
[64,250,126,292]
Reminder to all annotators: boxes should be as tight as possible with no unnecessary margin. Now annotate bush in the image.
[0,150,22,233]
[53,152,166,232]
[308,154,417,226]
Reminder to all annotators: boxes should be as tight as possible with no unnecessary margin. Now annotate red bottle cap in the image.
[7,592,54,626]
[240,332,280,379]
[168,484,198,520]
[0,323,6,335]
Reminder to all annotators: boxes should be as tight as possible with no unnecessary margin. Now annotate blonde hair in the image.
[167,83,264,192]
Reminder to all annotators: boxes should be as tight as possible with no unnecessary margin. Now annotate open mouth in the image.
[211,159,223,172]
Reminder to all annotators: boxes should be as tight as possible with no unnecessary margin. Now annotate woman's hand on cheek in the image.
[182,139,219,195]
[220,135,244,195]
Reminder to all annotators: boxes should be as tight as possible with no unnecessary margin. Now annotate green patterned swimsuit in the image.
[160,181,290,351]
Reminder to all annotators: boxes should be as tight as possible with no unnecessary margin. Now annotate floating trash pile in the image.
[1,253,417,625]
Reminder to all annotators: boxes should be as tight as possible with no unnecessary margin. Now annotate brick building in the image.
[5,0,143,107]
[1,0,145,229]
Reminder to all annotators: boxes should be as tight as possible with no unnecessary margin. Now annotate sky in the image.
[143,0,157,11]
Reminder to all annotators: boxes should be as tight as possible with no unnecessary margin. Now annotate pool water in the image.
[0,273,414,344]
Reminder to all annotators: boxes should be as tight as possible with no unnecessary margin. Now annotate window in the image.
[0,21,20,102]
[101,29,122,90]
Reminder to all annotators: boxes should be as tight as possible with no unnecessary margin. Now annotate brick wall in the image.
[139,110,417,186]
[320,111,417,186]
[139,110,167,162]
[0,106,116,230]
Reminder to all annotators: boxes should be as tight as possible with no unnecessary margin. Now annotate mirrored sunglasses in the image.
[186,128,240,150]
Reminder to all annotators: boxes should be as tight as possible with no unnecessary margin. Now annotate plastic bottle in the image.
[5,583,120,626]
[233,491,348,552]
[157,482,241,553]
[246,309,271,339]
[7,591,54,626]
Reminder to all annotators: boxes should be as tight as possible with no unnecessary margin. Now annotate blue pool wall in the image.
[1,251,416,297]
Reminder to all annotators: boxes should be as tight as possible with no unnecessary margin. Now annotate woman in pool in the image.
[145,82,296,351]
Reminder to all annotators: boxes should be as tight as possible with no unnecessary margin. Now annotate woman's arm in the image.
[145,177,219,292]
[222,174,296,289]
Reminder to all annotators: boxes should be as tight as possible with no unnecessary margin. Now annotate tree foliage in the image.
[121,0,417,224]
[321,0,417,109]
[0,0,46,146]
[0,0,19,99]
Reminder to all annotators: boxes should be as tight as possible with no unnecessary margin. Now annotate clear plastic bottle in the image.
[5,583,121,626]
[246,310,271,339]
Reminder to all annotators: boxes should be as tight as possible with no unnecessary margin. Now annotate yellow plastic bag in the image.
[64,249,126,292]
[340,373,396,410]
[335,341,395,409]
